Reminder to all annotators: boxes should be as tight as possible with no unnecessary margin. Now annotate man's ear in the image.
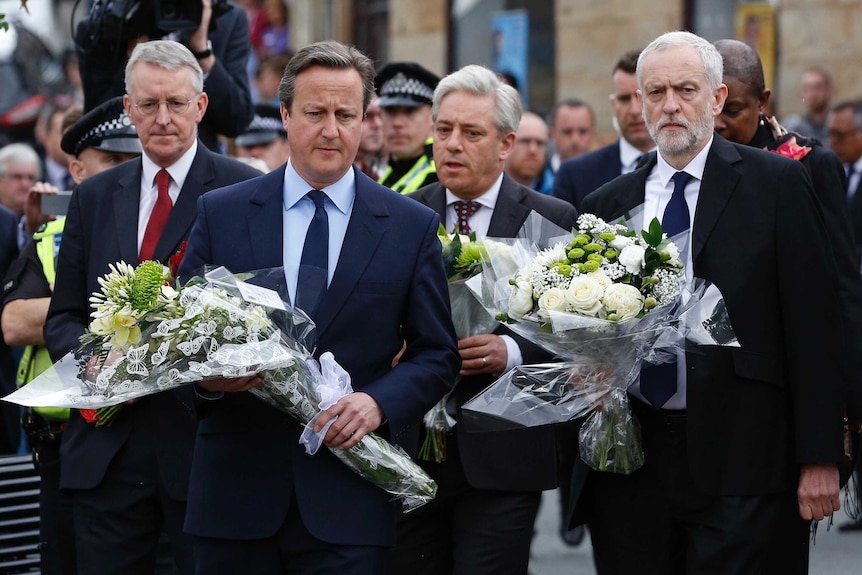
[499,131,517,160]
[69,158,86,185]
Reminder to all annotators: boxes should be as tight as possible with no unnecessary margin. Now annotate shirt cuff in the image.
[500,334,523,373]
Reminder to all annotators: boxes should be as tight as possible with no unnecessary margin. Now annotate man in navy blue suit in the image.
[44,40,261,575]
[553,50,655,212]
[176,41,460,574]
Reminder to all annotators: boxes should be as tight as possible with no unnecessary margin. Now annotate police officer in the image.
[0,96,141,575]
[233,103,289,172]
[376,62,440,194]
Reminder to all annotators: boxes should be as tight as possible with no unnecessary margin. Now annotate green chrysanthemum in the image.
[130,261,169,313]
[454,242,487,277]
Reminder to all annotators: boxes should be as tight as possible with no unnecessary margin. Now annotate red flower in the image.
[169,241,188,279]
[771,136,811,161]
[79,409,99,423]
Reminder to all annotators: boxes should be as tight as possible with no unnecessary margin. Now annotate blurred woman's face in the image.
[714,76,764,146]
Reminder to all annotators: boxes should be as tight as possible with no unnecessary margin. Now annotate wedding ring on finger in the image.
[482,356,488,368]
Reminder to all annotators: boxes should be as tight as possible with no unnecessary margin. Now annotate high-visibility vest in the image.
[17,217,68,421]
[378,138,437,195]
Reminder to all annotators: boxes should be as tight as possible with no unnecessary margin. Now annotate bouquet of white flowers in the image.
[464,212,737,474]
[5,263,437,510]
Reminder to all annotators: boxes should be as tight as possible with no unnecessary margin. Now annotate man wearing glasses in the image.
[44,40,261,575]
[0,143,41,248]
[553,50,655,213]
[827,100,862,262]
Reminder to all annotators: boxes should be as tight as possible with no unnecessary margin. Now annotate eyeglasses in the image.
[133,96,196,116]
[515,137,547,148]
[827,128,861,142]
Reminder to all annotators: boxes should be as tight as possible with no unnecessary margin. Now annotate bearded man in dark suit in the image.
[573,31,845,574]
[44,40,261,575]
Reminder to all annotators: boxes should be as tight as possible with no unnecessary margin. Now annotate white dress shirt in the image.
[282,161,356,305]
[630,135,713,410]
[444,173,523,372]
[137,140,197,254]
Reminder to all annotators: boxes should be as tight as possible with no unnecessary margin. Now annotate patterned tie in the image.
[139,169,173,262]
[296,189,329,317]
[640,171,694,408]
[453,200,480,235]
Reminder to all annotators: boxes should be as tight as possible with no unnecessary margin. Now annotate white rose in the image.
[602,283,644,320]
[538,287,568,313]
[507,279,534,320]
[585,270,611,291]
[618,244,646,274]
[566,276,604,316]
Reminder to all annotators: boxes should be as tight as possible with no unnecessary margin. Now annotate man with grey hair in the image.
[573,31,845,573]
[391,64,576,575]
[0,143,41,247]
[44,40,261,575]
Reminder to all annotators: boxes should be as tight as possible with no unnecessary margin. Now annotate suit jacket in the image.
[176,166,460,545]
[44,143,262,497]
[847,174,862,262]
[409,176,578,491]
[552,140,622,212]
[580,134,845,498]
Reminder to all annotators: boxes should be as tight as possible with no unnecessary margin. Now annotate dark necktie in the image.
[139,169,172,262]
[453,200,480,235]
[847,165,858,202]
[662,171,694,237]
[296,189,329,317]
[640,171,694,408]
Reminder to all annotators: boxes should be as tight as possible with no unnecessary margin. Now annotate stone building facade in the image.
[295,0,862,146]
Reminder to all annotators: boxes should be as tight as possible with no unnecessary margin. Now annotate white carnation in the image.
[657,238,682,266]
[602,283,644,320]
[609,235,635,251]
[618,244,646,274]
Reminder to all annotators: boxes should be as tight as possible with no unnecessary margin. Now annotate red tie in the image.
[139,168,173,262]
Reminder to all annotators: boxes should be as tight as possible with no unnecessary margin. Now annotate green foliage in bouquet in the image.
[437,224,487,281]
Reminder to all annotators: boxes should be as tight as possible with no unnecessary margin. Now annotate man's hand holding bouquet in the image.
[5,263,438,510]
[464,211,737,474]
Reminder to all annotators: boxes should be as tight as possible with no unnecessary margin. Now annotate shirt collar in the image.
[619,137,654,169]
[283,159,355,215]
[142,139,198,189]
[655,134,713,188]
[445,173,504,210]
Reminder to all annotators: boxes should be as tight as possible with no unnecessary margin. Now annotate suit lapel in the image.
[605,156,652,220]
[113,161,143,264]
[487,176,534,237]
[151,145,217,263]
[313,173,388,338]
[247,167,287,270]
[691,136,741,262]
